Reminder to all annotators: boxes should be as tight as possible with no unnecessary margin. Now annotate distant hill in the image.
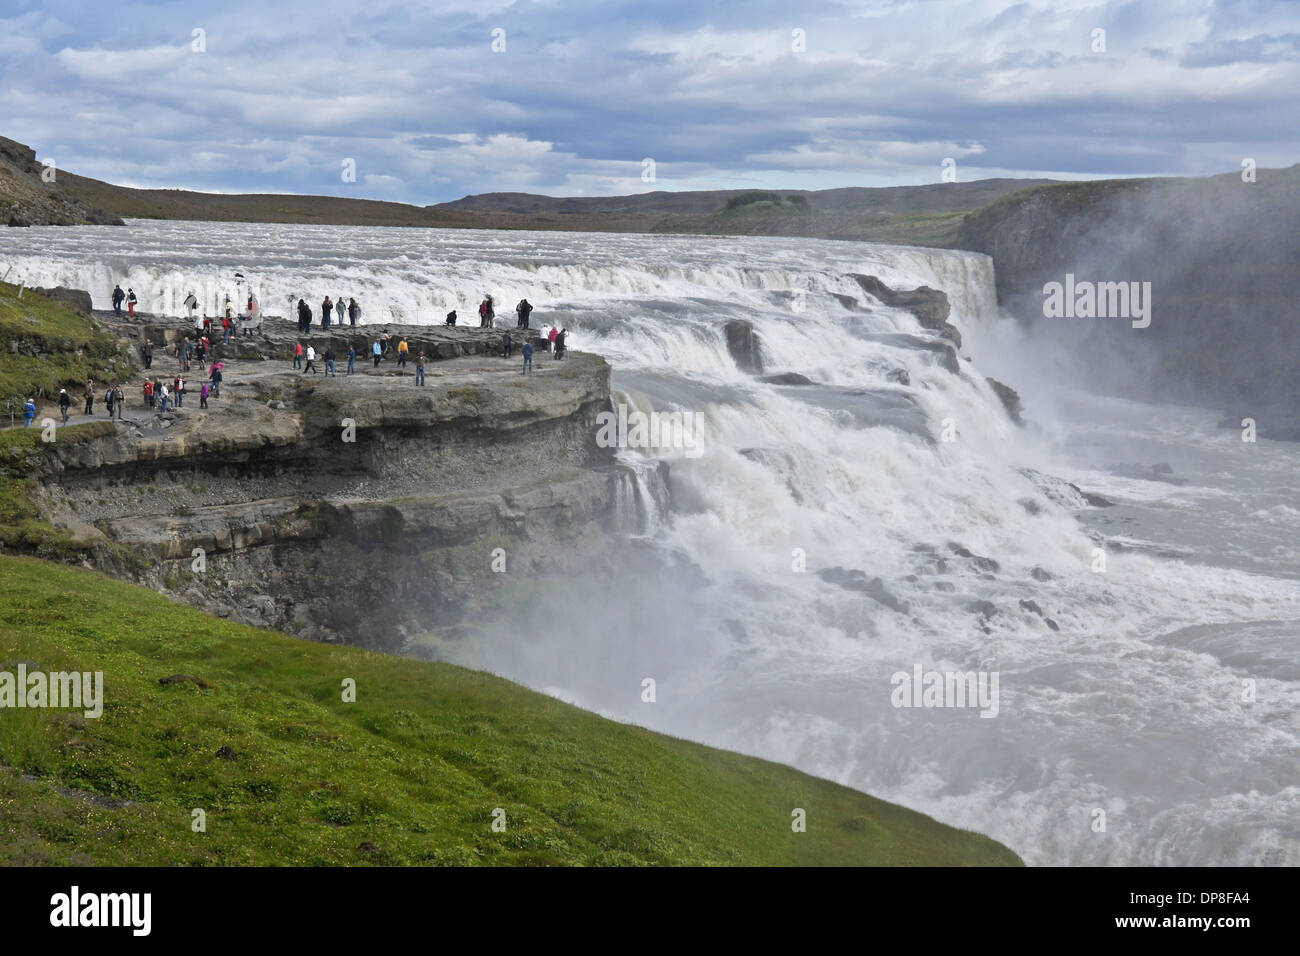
[0,136,122,226]
[0,134,1050,245]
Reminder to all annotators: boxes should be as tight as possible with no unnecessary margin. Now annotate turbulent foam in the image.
[4,220,1296,866]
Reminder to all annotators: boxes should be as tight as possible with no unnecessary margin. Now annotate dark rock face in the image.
[33,286,93,315]
[986,377,1023,423]
[954,170,1300,441]
[0,136,125,227]
[849,274,962,347]
[724,319,764,374]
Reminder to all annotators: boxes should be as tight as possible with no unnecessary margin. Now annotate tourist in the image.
[347,343,356,375]
[479,295,494,327]
[113,384,125,418]
[502,330,513,358]
[324,346,336,377]
[548,326,559,354]
[516,298,532,329]
[127,289,137,317]
[174,375,185,407]
[348,298,360,326]
[112,285,125,315]
[200,382,209,409]
[209,365,223,398]
[143,379,154,409]
[195,338,207,370]
[84,379,95,415]
[103,383,114,416]
[222,315,233,344]
[224,296,233,320]
[245,294,259,336]
[293,342,303,369]
[522,341,534,374]
[158,382,171,413]
[142,340,153,370]
[321,296,333,328]
[304,344,318,374]
[555,328,567,360]
[445,310,457,327]
[58,388,70,424]
[397,337,409,371]
[22,396,35,428]
[335,297,345,325]
[184,290,198,318]
[297,298,312,333]
[415,352,426,386]
[372,340,382,368]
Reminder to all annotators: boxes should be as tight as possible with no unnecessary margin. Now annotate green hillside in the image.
[0,555,1022,866]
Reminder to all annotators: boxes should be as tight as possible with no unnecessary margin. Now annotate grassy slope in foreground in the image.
[0,556,1022,866]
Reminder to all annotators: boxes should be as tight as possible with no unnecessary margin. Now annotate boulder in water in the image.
[849,274,962,347]
[986,377,1023,424]
[760,372,815,386]
[816,566,907,613]
[723,319,764,374]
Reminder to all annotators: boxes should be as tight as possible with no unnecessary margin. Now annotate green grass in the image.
[0,282,129,402]
[0,555,1020,866]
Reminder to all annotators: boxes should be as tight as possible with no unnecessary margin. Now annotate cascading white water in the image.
[3,221,1297,866]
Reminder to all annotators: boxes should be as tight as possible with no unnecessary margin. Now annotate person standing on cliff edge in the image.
[112,285,125,315]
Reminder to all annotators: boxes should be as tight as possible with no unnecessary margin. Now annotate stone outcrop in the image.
[30,312,629,651]
[724,319,764,374]
[848,274,962,348]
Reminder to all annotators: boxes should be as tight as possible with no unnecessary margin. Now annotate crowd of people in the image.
[14,284,565,428]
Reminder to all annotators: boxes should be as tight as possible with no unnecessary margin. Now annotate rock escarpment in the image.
[31,319,628,652]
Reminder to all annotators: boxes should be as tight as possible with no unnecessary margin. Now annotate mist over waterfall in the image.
[5,220,1298,866]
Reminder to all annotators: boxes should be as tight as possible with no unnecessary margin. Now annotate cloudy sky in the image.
[3,0,1297,203]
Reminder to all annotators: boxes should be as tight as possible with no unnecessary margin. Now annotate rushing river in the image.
[3,220,1297,866]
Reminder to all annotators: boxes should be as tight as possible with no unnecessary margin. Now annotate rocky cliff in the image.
[955,167,1300,439]
[0,137,123,226]
[17,304,632,653]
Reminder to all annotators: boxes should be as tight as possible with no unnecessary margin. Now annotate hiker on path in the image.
[83,379,95,415]
[415,352,427,386]
[174,375,185,407]
[143,379,154,409]
[222,315,233,344]
[113,385,125,418]
[372,340,383,368]
[397,337,409,371]
[294,342,304,369]
[58,389,70,424]
[522,341,534,374]
[142,340,153,370]
[324,346,336,377]
[158,382,171,413]
[304,344,318,374]
[209,365,223,398]
[22,397,36,428]
[112,285,125,315]
[347,344,356,375]
[502,330,513,358]
[200,382,209,409]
